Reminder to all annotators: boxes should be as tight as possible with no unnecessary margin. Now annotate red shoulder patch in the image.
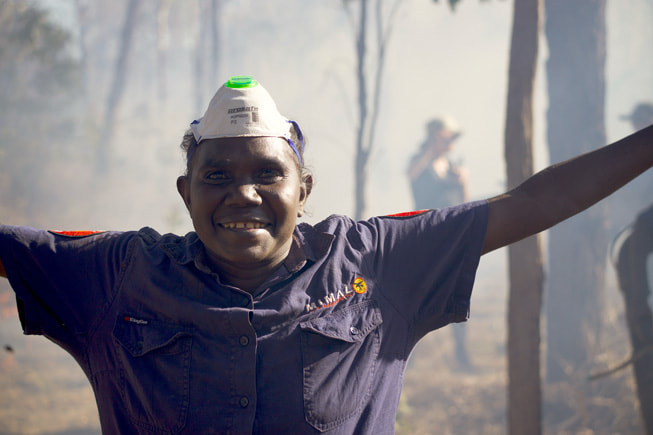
[385,210,430,218]
[48,230,105,237]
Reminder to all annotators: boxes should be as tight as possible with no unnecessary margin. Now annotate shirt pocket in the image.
[113,317,194,434]
[299,300,383,432]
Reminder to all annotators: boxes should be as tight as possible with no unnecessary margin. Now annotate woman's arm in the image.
[482,124,653,254]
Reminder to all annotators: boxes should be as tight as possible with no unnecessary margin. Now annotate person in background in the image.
[0,76,652,434]
[407,117,467,211]
[407,117,473,370]
[622,102,653,132]
[611,101,653,433]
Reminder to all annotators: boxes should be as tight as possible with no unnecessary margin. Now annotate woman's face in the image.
[177,136,309,273]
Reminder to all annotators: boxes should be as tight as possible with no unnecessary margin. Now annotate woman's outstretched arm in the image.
[483,124,653,254]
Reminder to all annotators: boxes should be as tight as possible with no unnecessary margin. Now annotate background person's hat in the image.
[426,116,462,141]
[620,102,653,130]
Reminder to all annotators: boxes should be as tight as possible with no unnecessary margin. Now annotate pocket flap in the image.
[114,316,194,357]
[300,301,382,343]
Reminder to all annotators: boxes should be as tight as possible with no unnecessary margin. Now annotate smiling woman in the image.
[175,77,313,292]
[176,136,311,292]
[0,75,651,434]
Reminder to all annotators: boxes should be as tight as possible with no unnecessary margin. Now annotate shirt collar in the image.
[291,222,334,267]
[156,224,335,272]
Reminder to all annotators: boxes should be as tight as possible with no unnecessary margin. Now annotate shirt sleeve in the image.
[0,225,135,352]
[363,201,489,340]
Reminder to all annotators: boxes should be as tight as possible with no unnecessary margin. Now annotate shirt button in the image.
[239,396,249,408]
[350,326,360,335]
[239,335,249,346]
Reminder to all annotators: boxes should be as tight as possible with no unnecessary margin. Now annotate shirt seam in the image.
[83,233,138,355]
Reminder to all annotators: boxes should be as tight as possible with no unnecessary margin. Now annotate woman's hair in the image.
[179,124,312,189]
[179,129,198,176]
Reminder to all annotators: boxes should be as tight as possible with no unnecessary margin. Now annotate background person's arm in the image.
[482,124,653,254]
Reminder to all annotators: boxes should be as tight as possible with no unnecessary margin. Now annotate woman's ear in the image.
[297,174,313,217]
[177,176,191,211]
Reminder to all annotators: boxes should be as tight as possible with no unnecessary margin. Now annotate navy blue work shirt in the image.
[0,201,488,434]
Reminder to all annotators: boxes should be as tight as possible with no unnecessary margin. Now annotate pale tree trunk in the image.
[504,0,544,433]
[353,0,369,220]
[209,0,222,94]
[544,0,607,382]
[96,0,139,174]
[193,2,206,114]
[348,0,401,220]
[74,0,90,104]
[191,0,222,114]
[156,0,173,102]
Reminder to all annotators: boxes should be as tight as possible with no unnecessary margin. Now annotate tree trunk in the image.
[74,0,90,104]
[209,0,222,89]
[194,2,206,114]
[354,0,369,220]
[544,0,607,382]
[96,0,139,174]
[504,0,543,433]
[156,0,173,102]
[350,0,400,220]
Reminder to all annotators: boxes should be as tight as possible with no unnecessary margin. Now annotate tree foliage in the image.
[0,0,81,219]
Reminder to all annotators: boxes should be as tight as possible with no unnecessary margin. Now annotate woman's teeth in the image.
[223,222,266,229]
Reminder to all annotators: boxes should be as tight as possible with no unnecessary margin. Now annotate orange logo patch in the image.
[352,277,367,294]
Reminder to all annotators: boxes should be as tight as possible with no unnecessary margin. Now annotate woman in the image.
[0,76,651,434]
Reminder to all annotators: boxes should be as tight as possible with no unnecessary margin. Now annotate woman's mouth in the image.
[221,222,267,230]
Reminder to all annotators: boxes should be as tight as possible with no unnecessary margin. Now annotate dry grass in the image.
[397,279,508,435]
[397,267,644,435]
[0,335,100,435]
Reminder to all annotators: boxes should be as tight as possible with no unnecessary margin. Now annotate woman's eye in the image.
[258,169,283,181]
[205,171,229,182]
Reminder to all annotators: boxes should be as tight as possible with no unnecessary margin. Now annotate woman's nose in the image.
[226,182,262,206]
